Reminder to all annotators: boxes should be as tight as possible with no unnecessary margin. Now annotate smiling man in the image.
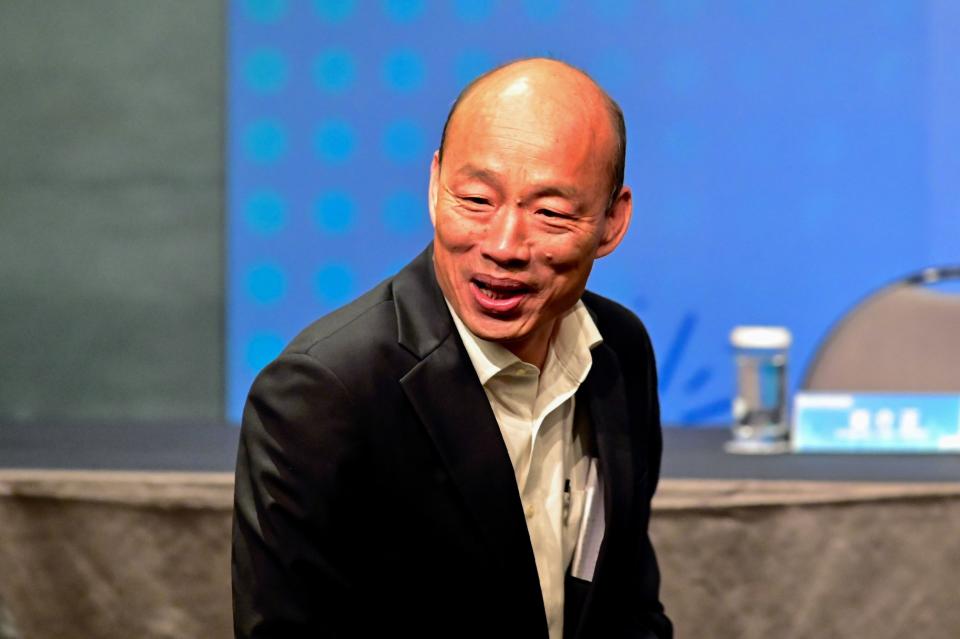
[233,58,672,639]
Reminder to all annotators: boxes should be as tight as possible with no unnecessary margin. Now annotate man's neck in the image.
[501,319,559,370]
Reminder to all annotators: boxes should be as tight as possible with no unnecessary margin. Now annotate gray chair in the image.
[803,266,960,392]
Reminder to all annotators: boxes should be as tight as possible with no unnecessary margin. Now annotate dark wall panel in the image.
[0,1,224,420]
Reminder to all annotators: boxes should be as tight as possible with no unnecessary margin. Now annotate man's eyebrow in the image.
[530,184,580,201]
[455,164,580,201]
[454,164,502,187]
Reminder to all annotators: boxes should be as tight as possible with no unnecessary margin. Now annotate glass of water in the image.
[726,326,792,454]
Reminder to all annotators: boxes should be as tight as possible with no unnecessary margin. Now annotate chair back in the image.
[803,267,960,392]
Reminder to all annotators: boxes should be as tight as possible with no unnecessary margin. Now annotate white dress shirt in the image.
[447,299,602,639]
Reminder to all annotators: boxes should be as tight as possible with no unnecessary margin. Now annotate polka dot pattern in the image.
[314,49,356,93]
[242,0,287,23]
[315,120,356,163]
[454,0,495,22]
[247,263,287,304]
[243,120,287,164]
[383,0,424,22]
[243,48,288,93]
[383,50,425,92]
[314,0,355,22]
[314,263,356,304]
[228,0,931,431]
[245,332,285,371]
[244,191,286,234]
[315,192,356,233]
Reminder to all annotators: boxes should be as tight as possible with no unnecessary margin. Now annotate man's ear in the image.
[428,150,440,227]
[596,185,633,258]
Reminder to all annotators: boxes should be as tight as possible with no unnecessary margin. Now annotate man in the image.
[233,58,672,638]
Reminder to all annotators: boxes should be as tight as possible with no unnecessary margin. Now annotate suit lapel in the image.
[394,246,548,635]
[570,340,635,639]
[585,342,634,536]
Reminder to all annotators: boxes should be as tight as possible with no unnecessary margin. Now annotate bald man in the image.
[233,58,672,639]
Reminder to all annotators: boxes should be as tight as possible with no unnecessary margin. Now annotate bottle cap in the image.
[730,325,792,349]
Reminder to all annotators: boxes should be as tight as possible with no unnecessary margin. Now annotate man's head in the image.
[428,57,633,366]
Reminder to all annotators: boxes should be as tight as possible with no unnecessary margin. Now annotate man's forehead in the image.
[445,62,615,152]
[461,64,602,118]
[444,96,610,179]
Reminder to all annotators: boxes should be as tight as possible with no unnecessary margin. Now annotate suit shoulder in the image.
[283,278,403,367]
[582,290,652,345]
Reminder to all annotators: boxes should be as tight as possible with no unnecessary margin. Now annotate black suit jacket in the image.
[232,245,672,638]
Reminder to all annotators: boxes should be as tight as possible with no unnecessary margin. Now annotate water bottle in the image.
[726,326,792,454]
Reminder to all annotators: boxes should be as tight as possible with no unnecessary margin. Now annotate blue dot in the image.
[313,49,356,94]
[314,192,355,233]
[383,0,425,22]
[314,0,355,22]
[243,48,288,93]
[315,121,356,164]
[245,191,287,234]
[243,120,287,164]
[247,263,287,304]
[521,0,565,20]
[383,120,425,163]
[242,0,287,22]
[454,0,494,22]
[382,191,426,234]
[246,332,285,371]
[383,50,425,92]
[454,50,494,88]
[314,263,355,305]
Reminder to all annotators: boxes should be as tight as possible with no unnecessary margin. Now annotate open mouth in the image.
[474,280,524,299]
[469,277,531,314]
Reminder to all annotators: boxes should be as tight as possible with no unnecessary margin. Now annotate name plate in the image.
[792,392,960,453]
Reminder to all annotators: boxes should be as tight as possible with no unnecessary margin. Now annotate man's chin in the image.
[460,312,529,344]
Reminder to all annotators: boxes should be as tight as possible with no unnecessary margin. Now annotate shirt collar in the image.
[445,298,603,387]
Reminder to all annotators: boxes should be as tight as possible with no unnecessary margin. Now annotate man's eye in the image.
[462,197,491,206]
[538,209,568,219]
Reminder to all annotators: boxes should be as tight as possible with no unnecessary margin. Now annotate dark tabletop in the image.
[0,421,958,482]
[662,426,960,483]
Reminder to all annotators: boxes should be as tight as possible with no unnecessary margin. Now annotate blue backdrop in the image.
[226,0,959,425]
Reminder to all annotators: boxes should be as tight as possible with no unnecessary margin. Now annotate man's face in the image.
[428,68,632,363]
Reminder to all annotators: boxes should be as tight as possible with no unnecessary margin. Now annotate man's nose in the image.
[481,206,531,268]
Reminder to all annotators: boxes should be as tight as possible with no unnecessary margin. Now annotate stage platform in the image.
[0,423,957,638]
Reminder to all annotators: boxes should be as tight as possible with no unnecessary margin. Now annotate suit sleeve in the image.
[232,352,365,638]
[629,323,674,639]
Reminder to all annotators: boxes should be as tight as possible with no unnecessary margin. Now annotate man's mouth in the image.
[469,277,532,314]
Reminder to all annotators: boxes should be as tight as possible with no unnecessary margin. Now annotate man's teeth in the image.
[477,282,521,300]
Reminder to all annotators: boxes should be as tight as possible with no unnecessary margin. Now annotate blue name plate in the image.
[792,392,960,453]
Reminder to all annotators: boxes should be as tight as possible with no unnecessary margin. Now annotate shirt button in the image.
[525,504,535,519]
